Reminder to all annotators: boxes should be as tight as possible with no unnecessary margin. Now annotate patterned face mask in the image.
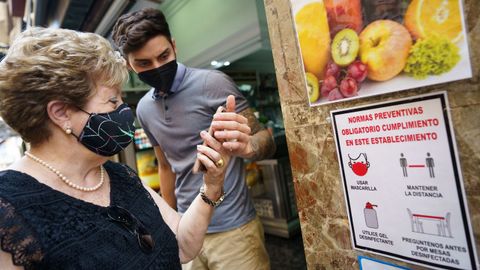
[74,103,135,156]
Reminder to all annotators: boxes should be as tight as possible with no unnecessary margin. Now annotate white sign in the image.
[331,92,478,270]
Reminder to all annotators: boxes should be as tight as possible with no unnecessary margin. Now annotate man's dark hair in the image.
[112,8,172,56]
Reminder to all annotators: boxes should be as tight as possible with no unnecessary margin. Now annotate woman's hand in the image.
[196,128,231,201]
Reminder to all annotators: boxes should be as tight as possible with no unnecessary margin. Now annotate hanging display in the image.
[290,0,472,106]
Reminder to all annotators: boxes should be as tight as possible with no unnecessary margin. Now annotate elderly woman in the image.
[0,27,246,269]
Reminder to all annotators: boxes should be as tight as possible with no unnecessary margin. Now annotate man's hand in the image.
[211,95,255,159]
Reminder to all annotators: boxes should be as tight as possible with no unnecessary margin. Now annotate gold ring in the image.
[215,158,225,168]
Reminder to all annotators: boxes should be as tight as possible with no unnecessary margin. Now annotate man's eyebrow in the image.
[133,48,169,62]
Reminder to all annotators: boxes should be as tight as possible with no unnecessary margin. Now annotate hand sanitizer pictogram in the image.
[364,202,379,229]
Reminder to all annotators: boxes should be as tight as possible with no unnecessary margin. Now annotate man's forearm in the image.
[247,129,276,161]
[239,108,276,161]
[159,167,177,210]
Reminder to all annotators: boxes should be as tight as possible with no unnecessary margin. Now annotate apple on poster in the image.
[290,0,472,106]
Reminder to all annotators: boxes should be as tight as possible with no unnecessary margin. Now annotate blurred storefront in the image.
[0,0,306,268]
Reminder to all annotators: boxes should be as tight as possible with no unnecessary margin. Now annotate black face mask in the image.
[138,59,178,96]
[74,103,135,157]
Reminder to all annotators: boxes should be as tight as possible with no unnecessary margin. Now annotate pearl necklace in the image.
[25,152,104,192]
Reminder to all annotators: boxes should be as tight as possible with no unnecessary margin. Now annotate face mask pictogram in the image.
[348,153,370,176]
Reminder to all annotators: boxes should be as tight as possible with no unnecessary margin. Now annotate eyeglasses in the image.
[106,205,155,253]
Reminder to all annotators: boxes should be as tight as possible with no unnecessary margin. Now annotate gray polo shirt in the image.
[136,64,256,233]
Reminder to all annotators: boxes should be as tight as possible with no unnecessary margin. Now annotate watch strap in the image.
[199,185,225,207]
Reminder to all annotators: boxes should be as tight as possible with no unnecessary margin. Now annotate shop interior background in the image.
[0,1,306,269]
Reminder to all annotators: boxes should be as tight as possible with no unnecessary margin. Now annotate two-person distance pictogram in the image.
[400,152,435,178]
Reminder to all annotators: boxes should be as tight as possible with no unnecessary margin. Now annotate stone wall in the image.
[263,0,480,269]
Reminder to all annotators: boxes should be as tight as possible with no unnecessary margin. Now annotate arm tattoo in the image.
[239,108,276,161]
[240,108,263,135]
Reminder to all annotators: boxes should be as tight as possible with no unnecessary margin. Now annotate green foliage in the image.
[404,35,460,79]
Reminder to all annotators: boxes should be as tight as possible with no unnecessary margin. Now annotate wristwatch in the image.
[199,185,225,207]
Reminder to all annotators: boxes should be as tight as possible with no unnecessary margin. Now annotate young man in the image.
[112,8,274,270]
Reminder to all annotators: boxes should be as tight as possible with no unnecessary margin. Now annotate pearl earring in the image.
[65,128,72,135]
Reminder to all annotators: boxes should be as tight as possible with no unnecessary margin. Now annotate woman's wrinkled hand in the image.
[196,129,231,200]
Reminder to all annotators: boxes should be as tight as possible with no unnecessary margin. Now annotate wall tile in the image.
[264,0,480,268]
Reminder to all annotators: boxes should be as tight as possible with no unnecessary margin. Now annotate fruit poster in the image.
[331,92,478,269]
[290,0,472,106]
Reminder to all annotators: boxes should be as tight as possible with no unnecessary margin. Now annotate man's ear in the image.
[126,59,133,71]
[46,100,72,130]
[124,53,135,72]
